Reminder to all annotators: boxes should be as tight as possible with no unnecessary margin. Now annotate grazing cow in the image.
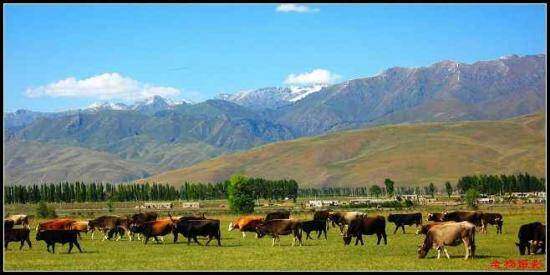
[328,211,365,235]
[416,222,456,235]
[173,218,221,246]
[130,218,176,244]
[36,230,83,253]
[88,215,129,241]
[302,219,328,240]
[387,213,422,234]
[343,215,387,246]
[442,211,483,227]
[255,219,303,246]
[4,219,15,230]
[5,214,31,229]
[417,221,476,260]
[480,213,503,234]
[427,212,445,222]
[265,210,291,221]
[37,218,76,231]
[516,222,546,255]
[228,216,264,238]
[4,228,32,250]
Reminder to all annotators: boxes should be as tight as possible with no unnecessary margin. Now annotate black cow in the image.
[130,212,158,224]
[266,210,291,221]
[387,213,422,234]
[4,228,32,250]
[4,219,15,230]
[442,211,483,227]
[480,212,503,234]
[36,230,83,253]
[343,215,387,246]
[516,222,546,255]
[173,219,221,246]
[301,219,328,240]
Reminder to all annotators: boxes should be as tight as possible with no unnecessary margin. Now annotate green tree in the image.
[445,181,453,198]
[370,185,383,198]
[107,199,115,213]
[384,178,395,197]
[428,183,436,198]
[227,174,256,214]
[464,188,480,209]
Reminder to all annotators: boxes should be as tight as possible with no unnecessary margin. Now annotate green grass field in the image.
[3,204,546,271]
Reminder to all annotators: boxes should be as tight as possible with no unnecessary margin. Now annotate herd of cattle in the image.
[4,210,547,260]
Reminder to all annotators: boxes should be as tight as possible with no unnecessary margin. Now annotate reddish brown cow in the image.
[228,216,264,238]
[36,219,76,231]
[130,218,176,244]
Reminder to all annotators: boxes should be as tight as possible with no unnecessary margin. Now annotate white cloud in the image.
[284,69,340,87]
[25,73,181,101]
[276,4,319,13]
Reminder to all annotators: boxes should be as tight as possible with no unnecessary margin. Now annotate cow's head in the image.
[327,213,342,227]
[254,225,267,239]
[228,222,235,232]
[36,230,45,241]
[516,242,528,255]
[387,214,395,223]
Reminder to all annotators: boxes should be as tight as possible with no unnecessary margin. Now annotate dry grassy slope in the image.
[139,113,545,188]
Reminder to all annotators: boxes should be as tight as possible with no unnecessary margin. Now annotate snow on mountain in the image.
[84,95,190,114]
[216,85,326,110]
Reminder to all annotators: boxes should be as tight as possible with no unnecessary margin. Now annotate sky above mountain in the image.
[4,3,546,112]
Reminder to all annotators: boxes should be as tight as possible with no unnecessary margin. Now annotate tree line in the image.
[4,178,299,204]
[456,173,545,195]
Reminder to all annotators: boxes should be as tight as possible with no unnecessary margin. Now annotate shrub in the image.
[36,201,57,218]
[464,188,480,209]
[227,174,256,214]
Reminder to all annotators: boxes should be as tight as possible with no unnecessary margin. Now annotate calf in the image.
[387,213,422,234]
[516,222,546,255]
[480,213,503,234]
[228,216,264,238]
[343,215,387,246]
[427,212,444,222]
[4,228,32,250]
[255,219,303,246]
[173,219,221,246]
[418,221,476,260]
[265,210,291,221]
[301,219,328,240]
[36,230,83,254]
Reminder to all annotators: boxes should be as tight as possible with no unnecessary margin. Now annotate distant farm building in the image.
[306,200,339,208]
[136,202,173,210]
[181,202,200,209]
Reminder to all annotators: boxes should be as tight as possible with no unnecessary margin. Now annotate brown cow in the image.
[228,216,264,238]
[418,221,476,259]
[255,219,303,246]
[480,213,503,234]
[36,218,76,231]
[328,211,365,235]
[130,218,176,244]
[88,215,129,241]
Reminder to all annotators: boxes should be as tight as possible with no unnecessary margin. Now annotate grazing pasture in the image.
[3,204,546,271]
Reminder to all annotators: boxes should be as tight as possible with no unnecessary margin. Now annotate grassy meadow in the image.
[3,202,547,271]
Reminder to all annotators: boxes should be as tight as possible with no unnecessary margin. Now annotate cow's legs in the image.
[68,242,74,253]
[436,247,441,259]
[91,229,95,240]
[444,248,450,259]
[74,241,83,253]
[376,233,382,245]
[401,225,406,234]
[242,231,246,238]
[193,236,201,245]
[393,225,399,234]
[272,237,276,247]
[383,232,387,245]
[51,243,55,254]
[317,230,322,239]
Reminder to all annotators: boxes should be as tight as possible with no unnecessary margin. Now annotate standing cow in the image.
[328,211,365,235]
[343,215,387,246]
[4,228,32,250]
[265,210,291,221]
[5,214,31,229]
[255,219,303,246]
[417,221,476,259]
[516,222,546,255]
[173,218,221,246]
[480,213,503,234]
[301,219,328,240]
[88,215,130,241]
[130,218,176,245]
[36,230,83,254]
[387,213,422,234]
[228,216,264,238]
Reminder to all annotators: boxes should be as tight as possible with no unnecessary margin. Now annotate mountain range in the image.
[4,54,546,185]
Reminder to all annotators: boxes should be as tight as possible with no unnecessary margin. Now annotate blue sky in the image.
[3,4,547,112]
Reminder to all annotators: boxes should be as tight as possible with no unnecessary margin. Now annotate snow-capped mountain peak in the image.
[86,102,130,111]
